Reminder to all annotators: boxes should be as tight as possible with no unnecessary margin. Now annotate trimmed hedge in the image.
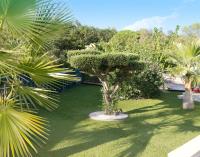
[68,52,143,74]
[67,50,101,58]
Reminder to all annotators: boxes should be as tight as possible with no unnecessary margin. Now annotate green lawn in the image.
[37,85,200,157]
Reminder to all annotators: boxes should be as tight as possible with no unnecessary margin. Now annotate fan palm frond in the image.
[168,66,187,76]
[18,53,77,87]
[0,50,22,78]
[14,85,59,111]
[0,1,74,156]
[168,42,200,72]
[0,93,48,157]
[0,0,73,48]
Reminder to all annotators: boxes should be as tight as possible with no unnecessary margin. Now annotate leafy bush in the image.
[116,64,163,99]
[136,64,163,97]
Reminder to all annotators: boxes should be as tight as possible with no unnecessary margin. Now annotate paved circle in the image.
[89,111,128,121]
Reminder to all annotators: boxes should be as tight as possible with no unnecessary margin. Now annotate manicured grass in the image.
[37,85,200,157]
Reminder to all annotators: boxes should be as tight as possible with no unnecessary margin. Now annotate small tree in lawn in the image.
[168,42,200,109]
[68,50,143,115]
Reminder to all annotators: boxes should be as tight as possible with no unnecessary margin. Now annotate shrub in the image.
[116,64,163,99]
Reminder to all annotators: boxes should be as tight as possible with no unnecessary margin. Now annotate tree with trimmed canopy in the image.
[68,50,143,114]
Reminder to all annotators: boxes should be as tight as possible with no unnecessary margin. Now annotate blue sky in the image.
[63,0,199,31]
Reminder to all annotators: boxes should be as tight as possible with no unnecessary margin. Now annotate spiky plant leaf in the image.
[168,42,200,83]
[0,0,72,48]
[17,53,77,87]
[0,94,48,157]
[0,0,74,157]
[14,85,59,111]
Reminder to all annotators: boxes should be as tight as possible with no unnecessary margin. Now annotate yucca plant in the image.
[168,42,200,109]
[0,0,75,156]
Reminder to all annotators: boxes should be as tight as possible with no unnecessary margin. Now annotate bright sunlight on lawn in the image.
[37,85,200,157]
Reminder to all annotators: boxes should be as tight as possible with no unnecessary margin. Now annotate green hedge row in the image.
[67,50,101,58]
[68,52,143,74]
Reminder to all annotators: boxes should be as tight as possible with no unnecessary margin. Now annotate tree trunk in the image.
[183,80,194,109]
[101,81,112,114]
[104,90,112,114]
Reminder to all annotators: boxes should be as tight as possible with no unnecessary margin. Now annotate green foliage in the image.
[0,50,75,157]
[0,0,75,156]
[95,28,179,100]
[0,93,48,157]
[183,23,200,39]
[100,27,181,70]
[67,50,101,59]
[104,30,140,52]
[48,22,116,64]
[68,49,143,114]
[168,42,200,85]
[0,0,72,49]
[57,22,116,50]
[137,65,163,97]
[116,64,163,99]
[68,50,142,75]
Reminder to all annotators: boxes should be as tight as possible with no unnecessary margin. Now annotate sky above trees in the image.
[62,0,199,31]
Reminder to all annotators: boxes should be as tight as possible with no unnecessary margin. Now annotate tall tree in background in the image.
[0,0,74,156]
[183,23,200,39]
[52,22,117,51]
[101,27,180,70]
[48,22,116,64]
[103,30,140,52]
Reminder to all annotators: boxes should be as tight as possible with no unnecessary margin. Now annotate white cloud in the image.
[123,14,177,31]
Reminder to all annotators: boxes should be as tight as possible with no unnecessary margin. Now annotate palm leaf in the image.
[0,94,48,157]
[0,1,75,157]
[0,0,73,48]
[17,53,77,88]
[0,50,22,77]
[14,85,59,111]
[168,42,200,83]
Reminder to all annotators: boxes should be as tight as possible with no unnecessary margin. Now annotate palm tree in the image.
[0,0,75,156]
[168,42,200,109]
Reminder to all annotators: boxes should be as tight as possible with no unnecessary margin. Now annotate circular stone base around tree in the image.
[89,111,128,121]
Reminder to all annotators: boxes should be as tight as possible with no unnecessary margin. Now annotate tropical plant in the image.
[67,50,143,114]
[0,0,75,156]
[168,42,200,109]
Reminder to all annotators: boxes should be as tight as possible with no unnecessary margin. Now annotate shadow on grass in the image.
[37,87,200,157]
[117,91,200,157]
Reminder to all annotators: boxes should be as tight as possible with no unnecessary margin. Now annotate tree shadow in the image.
[116,91,200,157]
[37,87,200,157]
[37,85,104,156]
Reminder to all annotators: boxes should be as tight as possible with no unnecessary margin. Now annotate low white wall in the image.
[168,135,200,157]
